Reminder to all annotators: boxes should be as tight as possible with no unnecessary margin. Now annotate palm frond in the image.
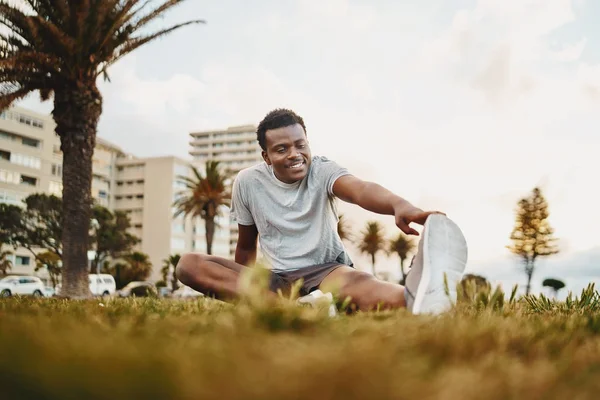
[106,19,204,70]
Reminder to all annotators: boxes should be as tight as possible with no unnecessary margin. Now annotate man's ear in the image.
[262,151,271,165]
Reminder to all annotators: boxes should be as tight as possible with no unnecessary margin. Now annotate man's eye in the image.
[297,144,305,149]
[277,148,286,153]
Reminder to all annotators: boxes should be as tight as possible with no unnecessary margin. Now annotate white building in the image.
[0,106,198,284]
[189,125,263,257]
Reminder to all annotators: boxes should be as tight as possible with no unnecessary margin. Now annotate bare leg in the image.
[319,266,406,311]
[175,253,251,301]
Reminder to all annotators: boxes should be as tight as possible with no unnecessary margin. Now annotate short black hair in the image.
[256,108,307,151]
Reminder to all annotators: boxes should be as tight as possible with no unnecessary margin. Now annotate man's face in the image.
[262,123,311,184]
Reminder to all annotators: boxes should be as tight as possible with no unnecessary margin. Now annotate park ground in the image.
[2,281,600,400]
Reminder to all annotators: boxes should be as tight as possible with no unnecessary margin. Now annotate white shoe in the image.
[297,290,338,317]
[405,214,468,315]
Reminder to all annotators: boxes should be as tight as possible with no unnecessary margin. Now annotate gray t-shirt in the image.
[230,155,353,271]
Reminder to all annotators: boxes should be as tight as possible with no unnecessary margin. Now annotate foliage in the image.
[0,0,203,297]
[106,252,152,289]
[388,232,416,285]
[4,284,600,399]
[34,251,62,288]
[357,221,386,275]
[0,249,13,276]
[90,206,140,273]
[7,194,63,260]
[173,161,231,255]
[161,254,180,292]
[507,187,559,295]
[337,213,353,243]
[0,203,23,247]
[542,278,566,296]
[525,283,600,314]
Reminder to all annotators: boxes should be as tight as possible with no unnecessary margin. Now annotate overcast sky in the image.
[19,0,600,295]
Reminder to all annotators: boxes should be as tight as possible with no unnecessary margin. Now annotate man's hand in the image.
[394,205,445,236]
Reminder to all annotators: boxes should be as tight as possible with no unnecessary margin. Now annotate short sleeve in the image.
[315,156,351,196]
[230,172,255,226]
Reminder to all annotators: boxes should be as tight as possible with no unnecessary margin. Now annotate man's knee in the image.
[176,253,208,286]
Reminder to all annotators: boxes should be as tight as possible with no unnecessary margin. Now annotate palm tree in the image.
[161,254,180,291]
[337,213,353,243]
[0,250,12,276]
[389,233,416,285]
[358,221,386,275]
[173,161,231,255]
[0,1,203,298]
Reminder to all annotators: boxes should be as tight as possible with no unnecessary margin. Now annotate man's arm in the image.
[235,223,259,266]
[332,174,443,235]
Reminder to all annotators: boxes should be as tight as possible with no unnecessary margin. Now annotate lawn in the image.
[2,282,600,400]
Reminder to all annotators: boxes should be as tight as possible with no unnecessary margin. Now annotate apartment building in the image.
[113,155,202,281]
[189,125,263,256]
[0,106,198,284]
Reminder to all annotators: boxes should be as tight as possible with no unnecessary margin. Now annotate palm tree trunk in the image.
[205,217,215,255]
[371,253,376,275]
[525,262,533,295]
[53,84,102,298]
[399,256,407,285]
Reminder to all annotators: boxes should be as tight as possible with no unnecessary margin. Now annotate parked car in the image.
[0,276,46,297]
[116,281,158,298]
[55,273,116,297]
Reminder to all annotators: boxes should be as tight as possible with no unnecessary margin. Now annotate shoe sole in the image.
[412,214,468,314]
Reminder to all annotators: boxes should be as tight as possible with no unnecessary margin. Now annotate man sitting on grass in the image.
[177,108,468,314]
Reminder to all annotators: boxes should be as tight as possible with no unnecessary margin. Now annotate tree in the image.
[5,194,63,263]
[460,274,490,293]
[90,206,140,273]
[0,203,23,247]
[543,278,565,297]
[106,252,152,289]
[337,214,353,243]
[389,232,416,285]
[0,250,12,276]
[34,251,62,288]
[161,254,181,292]
[173,161,231,255]
[358,221,386,275]
[507,187,559,295]
[0,1,204,297]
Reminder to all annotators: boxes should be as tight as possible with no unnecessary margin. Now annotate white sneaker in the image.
[297,290,338,317]
[405,214,468,315]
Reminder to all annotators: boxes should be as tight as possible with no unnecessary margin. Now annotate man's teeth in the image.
[290,162,303,169]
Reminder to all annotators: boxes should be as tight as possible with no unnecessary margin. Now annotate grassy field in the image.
[2,282,600,400]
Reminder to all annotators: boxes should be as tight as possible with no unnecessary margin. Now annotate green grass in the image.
[2,283,600,400]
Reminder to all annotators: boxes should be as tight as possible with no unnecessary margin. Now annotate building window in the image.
[15,256,30,266]
[0,189,25,205]
[11,153,41,169]
[49,181,62,195]
[20,175,37,186]
[21,137,40,148]
[0,169,20,184]
[98,190,107,199]
[51,164,62,176]
[170,237,186,250]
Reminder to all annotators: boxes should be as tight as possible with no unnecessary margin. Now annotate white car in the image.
[0,275,46,297]
[55,273,117,297]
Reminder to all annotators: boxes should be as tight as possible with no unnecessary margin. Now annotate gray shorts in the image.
[269,262,348,296]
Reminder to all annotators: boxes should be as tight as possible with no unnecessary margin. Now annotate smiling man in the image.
[176,109,468,314]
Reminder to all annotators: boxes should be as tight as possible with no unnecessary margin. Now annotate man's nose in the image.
[288,148,300,158]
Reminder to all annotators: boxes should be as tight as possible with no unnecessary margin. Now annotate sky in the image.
[18,0,600,297]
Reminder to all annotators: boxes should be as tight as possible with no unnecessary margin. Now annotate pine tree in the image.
[507,187,559,295]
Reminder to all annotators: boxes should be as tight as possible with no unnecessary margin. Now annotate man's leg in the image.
[321,214,468,314]
[176,253,252,301]
[319,266,406,311]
